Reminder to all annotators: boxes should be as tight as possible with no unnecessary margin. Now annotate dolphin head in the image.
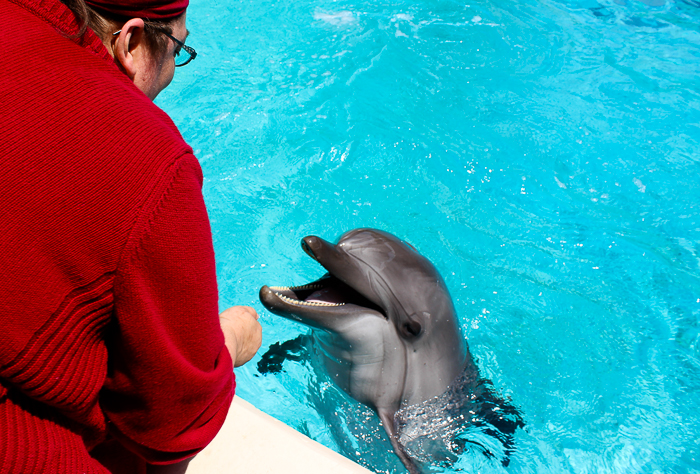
[303,229,454,339]
[261,228,467,356]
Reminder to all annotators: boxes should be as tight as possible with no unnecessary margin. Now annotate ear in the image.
[112,18,146,80]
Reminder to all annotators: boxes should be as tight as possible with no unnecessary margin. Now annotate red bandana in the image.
[85,0,189,20]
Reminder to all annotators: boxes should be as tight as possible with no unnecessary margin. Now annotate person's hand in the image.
[219,306,262,367]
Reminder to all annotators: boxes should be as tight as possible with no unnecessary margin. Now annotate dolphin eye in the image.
[401,320,422,338]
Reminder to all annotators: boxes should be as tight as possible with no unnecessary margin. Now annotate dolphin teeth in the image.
[269,284,323,291]
[274,292,345,307]
[291,283,323,291]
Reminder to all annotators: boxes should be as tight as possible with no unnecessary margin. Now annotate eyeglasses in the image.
[163,31,197,67]
[112,29,197,67]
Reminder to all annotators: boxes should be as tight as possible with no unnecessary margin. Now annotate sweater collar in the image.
[9,0,113,62]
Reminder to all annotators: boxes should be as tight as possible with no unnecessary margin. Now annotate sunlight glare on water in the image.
[157,0,700,472]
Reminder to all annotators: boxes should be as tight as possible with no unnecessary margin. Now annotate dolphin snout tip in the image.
[301,236,321,260]
[259,285,273,301]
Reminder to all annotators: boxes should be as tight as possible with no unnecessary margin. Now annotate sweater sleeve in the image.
[102,153,234,464]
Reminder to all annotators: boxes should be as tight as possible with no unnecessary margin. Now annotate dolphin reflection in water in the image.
[259,229,524,473]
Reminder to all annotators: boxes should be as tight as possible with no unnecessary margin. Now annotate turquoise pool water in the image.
[157,0,700,472]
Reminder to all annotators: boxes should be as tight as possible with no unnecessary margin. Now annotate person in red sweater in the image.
[0,0,262,472]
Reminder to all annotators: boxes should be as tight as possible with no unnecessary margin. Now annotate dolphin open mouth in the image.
[268,276,347,308]
[260,234,388,320]
[263,274,385,315]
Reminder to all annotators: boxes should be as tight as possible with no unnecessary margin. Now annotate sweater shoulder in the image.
[0,0,191,167]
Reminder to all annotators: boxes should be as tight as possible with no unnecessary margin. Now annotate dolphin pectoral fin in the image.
[378,409,421,474]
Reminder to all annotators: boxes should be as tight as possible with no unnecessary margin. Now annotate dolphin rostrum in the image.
[259,228,479,473]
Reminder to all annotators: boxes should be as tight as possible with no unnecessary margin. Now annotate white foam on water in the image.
[393,13,414,22]
[313,10,358,27]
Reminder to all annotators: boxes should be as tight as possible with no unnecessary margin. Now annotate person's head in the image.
[61,0,194,99]
[107,15,188,99]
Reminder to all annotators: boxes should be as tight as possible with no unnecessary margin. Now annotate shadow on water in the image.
[257,334,312,374]
[258,335,525,472]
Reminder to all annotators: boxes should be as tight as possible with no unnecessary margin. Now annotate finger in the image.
[221,305,259,319]
[244,306,259,320]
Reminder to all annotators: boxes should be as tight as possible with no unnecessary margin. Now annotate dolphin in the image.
[259,228,475,473]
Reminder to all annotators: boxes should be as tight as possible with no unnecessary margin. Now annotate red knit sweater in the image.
[0,0,234,472]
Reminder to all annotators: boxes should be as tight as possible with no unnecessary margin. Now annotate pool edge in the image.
[185,396,374,474]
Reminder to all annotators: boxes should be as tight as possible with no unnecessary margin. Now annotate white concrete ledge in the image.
[186,396,373,474]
